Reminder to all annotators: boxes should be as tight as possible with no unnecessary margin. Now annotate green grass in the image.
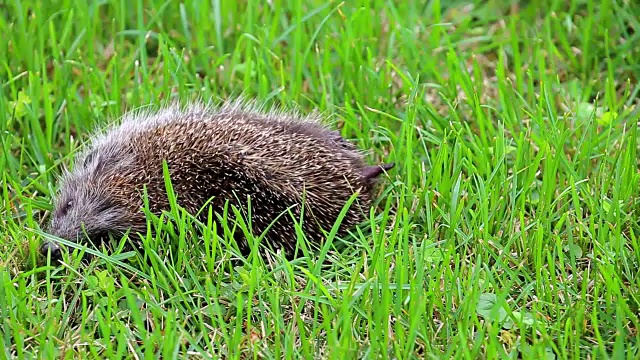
[1,0,640,358]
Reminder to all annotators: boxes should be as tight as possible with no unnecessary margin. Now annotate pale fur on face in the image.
[47,138,140,244]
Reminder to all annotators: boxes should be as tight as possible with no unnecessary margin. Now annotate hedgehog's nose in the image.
[40,241,63,262]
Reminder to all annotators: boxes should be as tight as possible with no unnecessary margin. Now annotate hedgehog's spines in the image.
[45,98,394,260]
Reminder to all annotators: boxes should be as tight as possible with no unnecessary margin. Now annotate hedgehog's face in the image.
[48,178,123,244]
[42,148,142,260]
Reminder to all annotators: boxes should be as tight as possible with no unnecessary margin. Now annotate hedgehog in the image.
[40,99,394,261]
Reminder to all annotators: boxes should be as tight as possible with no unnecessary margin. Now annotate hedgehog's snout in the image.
[40,240,63,262]
[41,217,78,262]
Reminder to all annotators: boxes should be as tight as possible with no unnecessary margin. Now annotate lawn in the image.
[1,0,639,358]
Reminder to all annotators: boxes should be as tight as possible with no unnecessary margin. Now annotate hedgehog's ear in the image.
[83,149,108,173]
[93,153,110,173]
[82,149,101,167]
[361,163,395,181]
[83,149,97,168]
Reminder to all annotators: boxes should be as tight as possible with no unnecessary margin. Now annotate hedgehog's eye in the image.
[58,200,73,216]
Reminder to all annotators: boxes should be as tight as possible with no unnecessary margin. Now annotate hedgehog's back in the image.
[75,99,389,256]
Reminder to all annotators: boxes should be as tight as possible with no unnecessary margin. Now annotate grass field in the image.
[1,0,640,358]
